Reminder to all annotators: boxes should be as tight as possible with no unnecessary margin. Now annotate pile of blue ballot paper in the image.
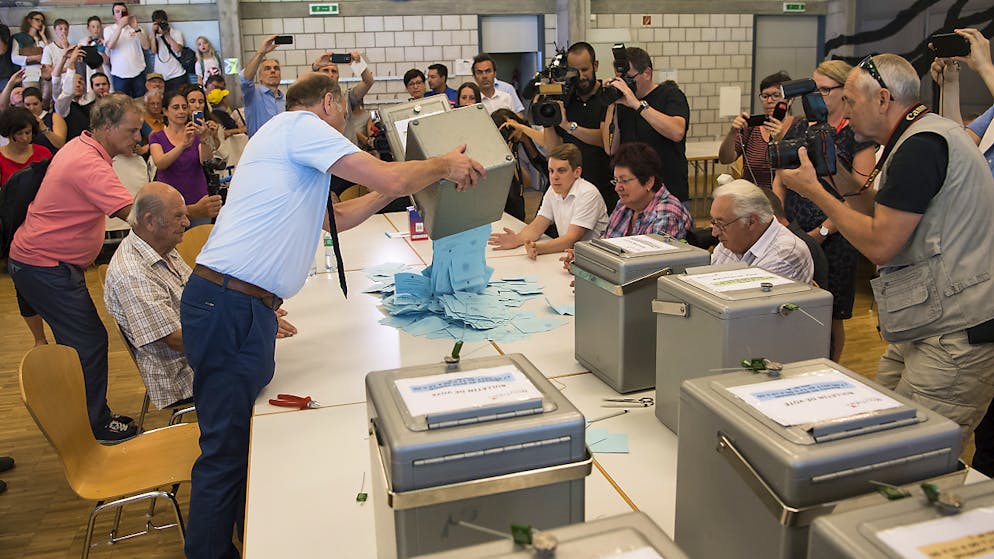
[363,224,567,342]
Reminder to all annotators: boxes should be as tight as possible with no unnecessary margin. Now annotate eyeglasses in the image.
[709,215,744,232]
[31,16,44,22]
[759,91,783,101]
[818,85,842,96]
[857,55,889,92]
[406,79,424,87]
[610,176,639,186]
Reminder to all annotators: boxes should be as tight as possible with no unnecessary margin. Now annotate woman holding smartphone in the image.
[149,89,220,226]
[718,71,794,191]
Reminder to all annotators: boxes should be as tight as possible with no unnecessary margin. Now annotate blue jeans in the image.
[181,274,277,559]
[7,259,112,431]
[112,72,146,98]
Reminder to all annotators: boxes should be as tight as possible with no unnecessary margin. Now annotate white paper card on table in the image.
[719,86,742,117]
[726,369,902,427]
[600,235,678,254]
[608,548,664,559]
[875,507,994,559]
[393,366,543,418]
[681,268,794,293]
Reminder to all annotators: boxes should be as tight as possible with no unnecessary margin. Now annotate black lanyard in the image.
[852,103,929,195]
[325,189,347,297]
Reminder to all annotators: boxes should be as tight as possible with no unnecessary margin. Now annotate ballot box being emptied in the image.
[572,234,709,393]
[414,511,689,558]
[653,265,832,431]
[366,353,590,558]
[403,104,515,240]
[808,478,994,559]
[675,358,963,559]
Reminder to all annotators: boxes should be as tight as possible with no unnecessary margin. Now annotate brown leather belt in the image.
[192,265,283,310]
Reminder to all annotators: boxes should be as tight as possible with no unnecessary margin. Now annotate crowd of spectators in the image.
[1,10,993,523]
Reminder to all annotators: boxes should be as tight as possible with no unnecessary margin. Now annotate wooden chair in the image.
[19,345,201,558]
[97,264,196,432]
[175,224,214,269]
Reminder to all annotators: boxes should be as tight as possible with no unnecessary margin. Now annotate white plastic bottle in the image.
[324,231,337,272]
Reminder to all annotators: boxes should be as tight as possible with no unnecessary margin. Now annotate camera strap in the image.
[858,103,929,192]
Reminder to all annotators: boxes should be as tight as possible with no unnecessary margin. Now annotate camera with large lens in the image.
[601,43,638,105]
[366,110,394,162]
[524,47,578,127]
[203,157,229,201]
[766,78,837,177]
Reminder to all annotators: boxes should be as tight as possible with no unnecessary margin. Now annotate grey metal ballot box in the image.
[404,104,515,239]
[572,234,709,393]
[366,353,591,558]
[653,265,832,431]
[675,358,963,559]
[415,512,689,558]
[808,478,994,559]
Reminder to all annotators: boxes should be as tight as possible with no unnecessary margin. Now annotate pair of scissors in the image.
[603,397,654,408]
[268,394,320,410]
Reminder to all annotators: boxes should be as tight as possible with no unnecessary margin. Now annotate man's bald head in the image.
[128,182,190,253]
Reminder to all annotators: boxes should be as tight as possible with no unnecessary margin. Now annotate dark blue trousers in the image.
[181,274,276,559]
[8,259,112,431]
[112,72,146,98]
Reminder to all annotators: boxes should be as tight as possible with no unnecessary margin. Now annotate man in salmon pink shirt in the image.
[8,94,143,444]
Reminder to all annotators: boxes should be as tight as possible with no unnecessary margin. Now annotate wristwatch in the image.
[567,121,578,134]
[819,226,830,237]
[636,100,649,114]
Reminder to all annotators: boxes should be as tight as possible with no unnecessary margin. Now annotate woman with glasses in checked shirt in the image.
[773,60,878,362]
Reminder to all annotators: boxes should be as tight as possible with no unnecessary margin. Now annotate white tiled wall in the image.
[239,14,557,103]
[591,13,755,141]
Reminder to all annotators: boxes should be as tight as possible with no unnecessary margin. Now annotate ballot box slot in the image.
[809,448,955,484]
[425,399,544,430]
[412,435,572,467]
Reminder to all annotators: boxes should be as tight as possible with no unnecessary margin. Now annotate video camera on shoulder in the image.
[524,47,579,127]
[766,78,837,177]
[601,44,638,105]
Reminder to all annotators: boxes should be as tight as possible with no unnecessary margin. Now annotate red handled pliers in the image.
[268,394,320,410]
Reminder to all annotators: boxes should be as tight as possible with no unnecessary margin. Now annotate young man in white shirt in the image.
[489,143,608,259]
[103,2,150,97]
[148,10,188,91]
[473,53,523,118]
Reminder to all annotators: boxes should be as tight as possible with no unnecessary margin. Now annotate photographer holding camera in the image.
[772,61,877,362]
[539,42,616,210]
[603,46,690,205]
[149,10,189,91]
[779,53,994,445]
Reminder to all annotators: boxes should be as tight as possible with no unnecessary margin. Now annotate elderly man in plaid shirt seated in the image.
[103,182,296,411]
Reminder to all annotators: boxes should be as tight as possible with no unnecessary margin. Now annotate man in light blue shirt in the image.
[180,72,485,558]
[240,34,285,137]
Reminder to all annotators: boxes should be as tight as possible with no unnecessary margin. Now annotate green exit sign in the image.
[308,3,339,16]
[783,2,806,12]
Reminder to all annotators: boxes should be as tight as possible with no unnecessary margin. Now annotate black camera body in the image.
[601,44,638,105]
[366,110,393,162]
[525,48,579,127]
[204,157,228,200]
[767,80,837,177]
[156,20,170,32]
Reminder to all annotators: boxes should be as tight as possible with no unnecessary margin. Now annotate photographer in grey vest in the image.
[780,53,994,444]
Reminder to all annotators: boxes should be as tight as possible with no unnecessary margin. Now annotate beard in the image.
[575,77,595,96]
